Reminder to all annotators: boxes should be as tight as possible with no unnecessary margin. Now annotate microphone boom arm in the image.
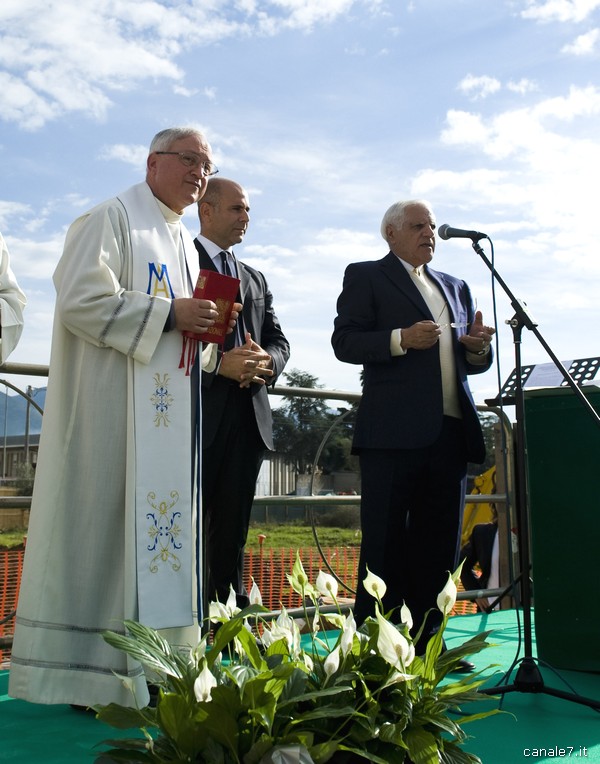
[471,238,600,425]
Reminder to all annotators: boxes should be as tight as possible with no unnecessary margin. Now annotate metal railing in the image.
[0,361,516,611]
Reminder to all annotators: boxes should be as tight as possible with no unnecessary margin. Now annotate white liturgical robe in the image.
[9,183,213,708]
[0,232,26,363]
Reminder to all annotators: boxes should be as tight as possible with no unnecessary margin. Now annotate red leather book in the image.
[182,269,240,344]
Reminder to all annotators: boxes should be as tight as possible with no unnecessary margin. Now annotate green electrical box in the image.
[524,385,600,672]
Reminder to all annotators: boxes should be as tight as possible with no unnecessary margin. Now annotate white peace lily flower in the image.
[323,612,345,630]
[288,618,302,656]
[193,662,217,702]
[400,603,413,631]
[303,652,314,672]
[376,610,411,668]
[311,610,321,635]
[112,671,136,695]
[249,579,263,606]
[260,628,275,648]
[324,646,340,678]
[384,668,418,686]
[189,641,206,671]
[265,608,301,655]
[340,612,357,657]
[437,572,458,616]
[209,600,230,623]
[275,608,295,637]
[363,568,387,599]
[316,570,338,599]
[225,585,240,616]
[287,553,316,599]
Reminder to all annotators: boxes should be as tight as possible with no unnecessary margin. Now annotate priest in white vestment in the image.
[9,127,229,708]
[0,232,27,363]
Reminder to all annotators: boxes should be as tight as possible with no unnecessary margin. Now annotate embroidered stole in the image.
[118,183,201,630]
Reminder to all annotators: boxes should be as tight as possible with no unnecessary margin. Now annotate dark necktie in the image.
[220,251,244,348]
[220,251,233,278]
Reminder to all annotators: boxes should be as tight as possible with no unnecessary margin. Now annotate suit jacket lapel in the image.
[194,238,217,272]
[380,252,433,318]
[234,256,249,306]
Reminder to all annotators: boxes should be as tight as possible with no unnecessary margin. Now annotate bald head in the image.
[198,178,250,250]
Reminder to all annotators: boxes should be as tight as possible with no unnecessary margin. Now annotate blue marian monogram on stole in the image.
[150,373,173,427]
[147,261,175,298]
[146,491,182,573]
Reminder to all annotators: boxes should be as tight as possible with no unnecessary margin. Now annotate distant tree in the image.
[272,369,356,474]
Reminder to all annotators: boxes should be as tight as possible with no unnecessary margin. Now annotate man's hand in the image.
[400,320,442,350]
[459,310,495,354]
[173,298,217,333]
[226,302,243,335]
[219,332,274,388]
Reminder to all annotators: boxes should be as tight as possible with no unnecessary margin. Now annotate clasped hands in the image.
[219,332,273,388]
[174,298,272,387]
[401,310,495,352]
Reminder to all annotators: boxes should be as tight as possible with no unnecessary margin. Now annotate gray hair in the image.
[380,199,433,242]
[149,127,208,153]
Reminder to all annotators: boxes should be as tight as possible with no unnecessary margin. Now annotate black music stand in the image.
[485,356,600,407]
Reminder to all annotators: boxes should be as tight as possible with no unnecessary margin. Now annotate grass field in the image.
[0,523,361,551]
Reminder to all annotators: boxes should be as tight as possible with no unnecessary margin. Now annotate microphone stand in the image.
[471,238,600,710]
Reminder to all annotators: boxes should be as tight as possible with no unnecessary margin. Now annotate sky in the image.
[1,0,599,412]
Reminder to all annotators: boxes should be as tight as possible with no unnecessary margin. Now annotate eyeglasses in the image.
[154,151,219,176]
[436,302,473,329]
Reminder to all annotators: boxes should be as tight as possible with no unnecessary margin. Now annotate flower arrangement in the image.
[96,556,497,764]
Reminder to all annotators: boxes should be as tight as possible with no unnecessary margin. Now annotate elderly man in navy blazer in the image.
[195,178,290,609]
[332,200,495,667]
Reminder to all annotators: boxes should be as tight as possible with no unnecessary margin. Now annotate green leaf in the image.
[101,622,182,679]
[439,739,483,764]
[156,693,202,758]
[290,703,361,723]
[94,746,153,762]
[404,726,440,764]
[206,618,245,665]
[192,700,239,758]
[235,622,265,668]
[96,703,156,731]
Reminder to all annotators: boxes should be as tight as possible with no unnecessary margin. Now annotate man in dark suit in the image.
[194,177,290,608]
[332,199,495,662]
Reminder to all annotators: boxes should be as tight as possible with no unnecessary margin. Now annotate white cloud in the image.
[443,85,600,159]
[561,26,600,53]
[99,143,149,169]
[458,75,538,100]
[257,0,356,31]
[435,84,600,290]
[458,74,501,100]
[520,0,600,23]
[0,0,366,130]
[0,200,32,230]
[4,234,65,280]
[507,78,539,94]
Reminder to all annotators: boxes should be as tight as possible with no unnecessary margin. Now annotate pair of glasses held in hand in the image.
[436,301,476,330]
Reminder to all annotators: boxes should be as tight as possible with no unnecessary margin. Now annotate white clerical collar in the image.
[151,191,184,224]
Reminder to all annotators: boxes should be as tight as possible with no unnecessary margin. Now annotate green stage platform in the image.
[1,609,599,763]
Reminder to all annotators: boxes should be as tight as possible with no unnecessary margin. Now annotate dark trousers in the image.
[202,384,265,609]
[354,416,467,652]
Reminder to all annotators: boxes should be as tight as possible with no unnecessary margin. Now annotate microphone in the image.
[438,223,488,242]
